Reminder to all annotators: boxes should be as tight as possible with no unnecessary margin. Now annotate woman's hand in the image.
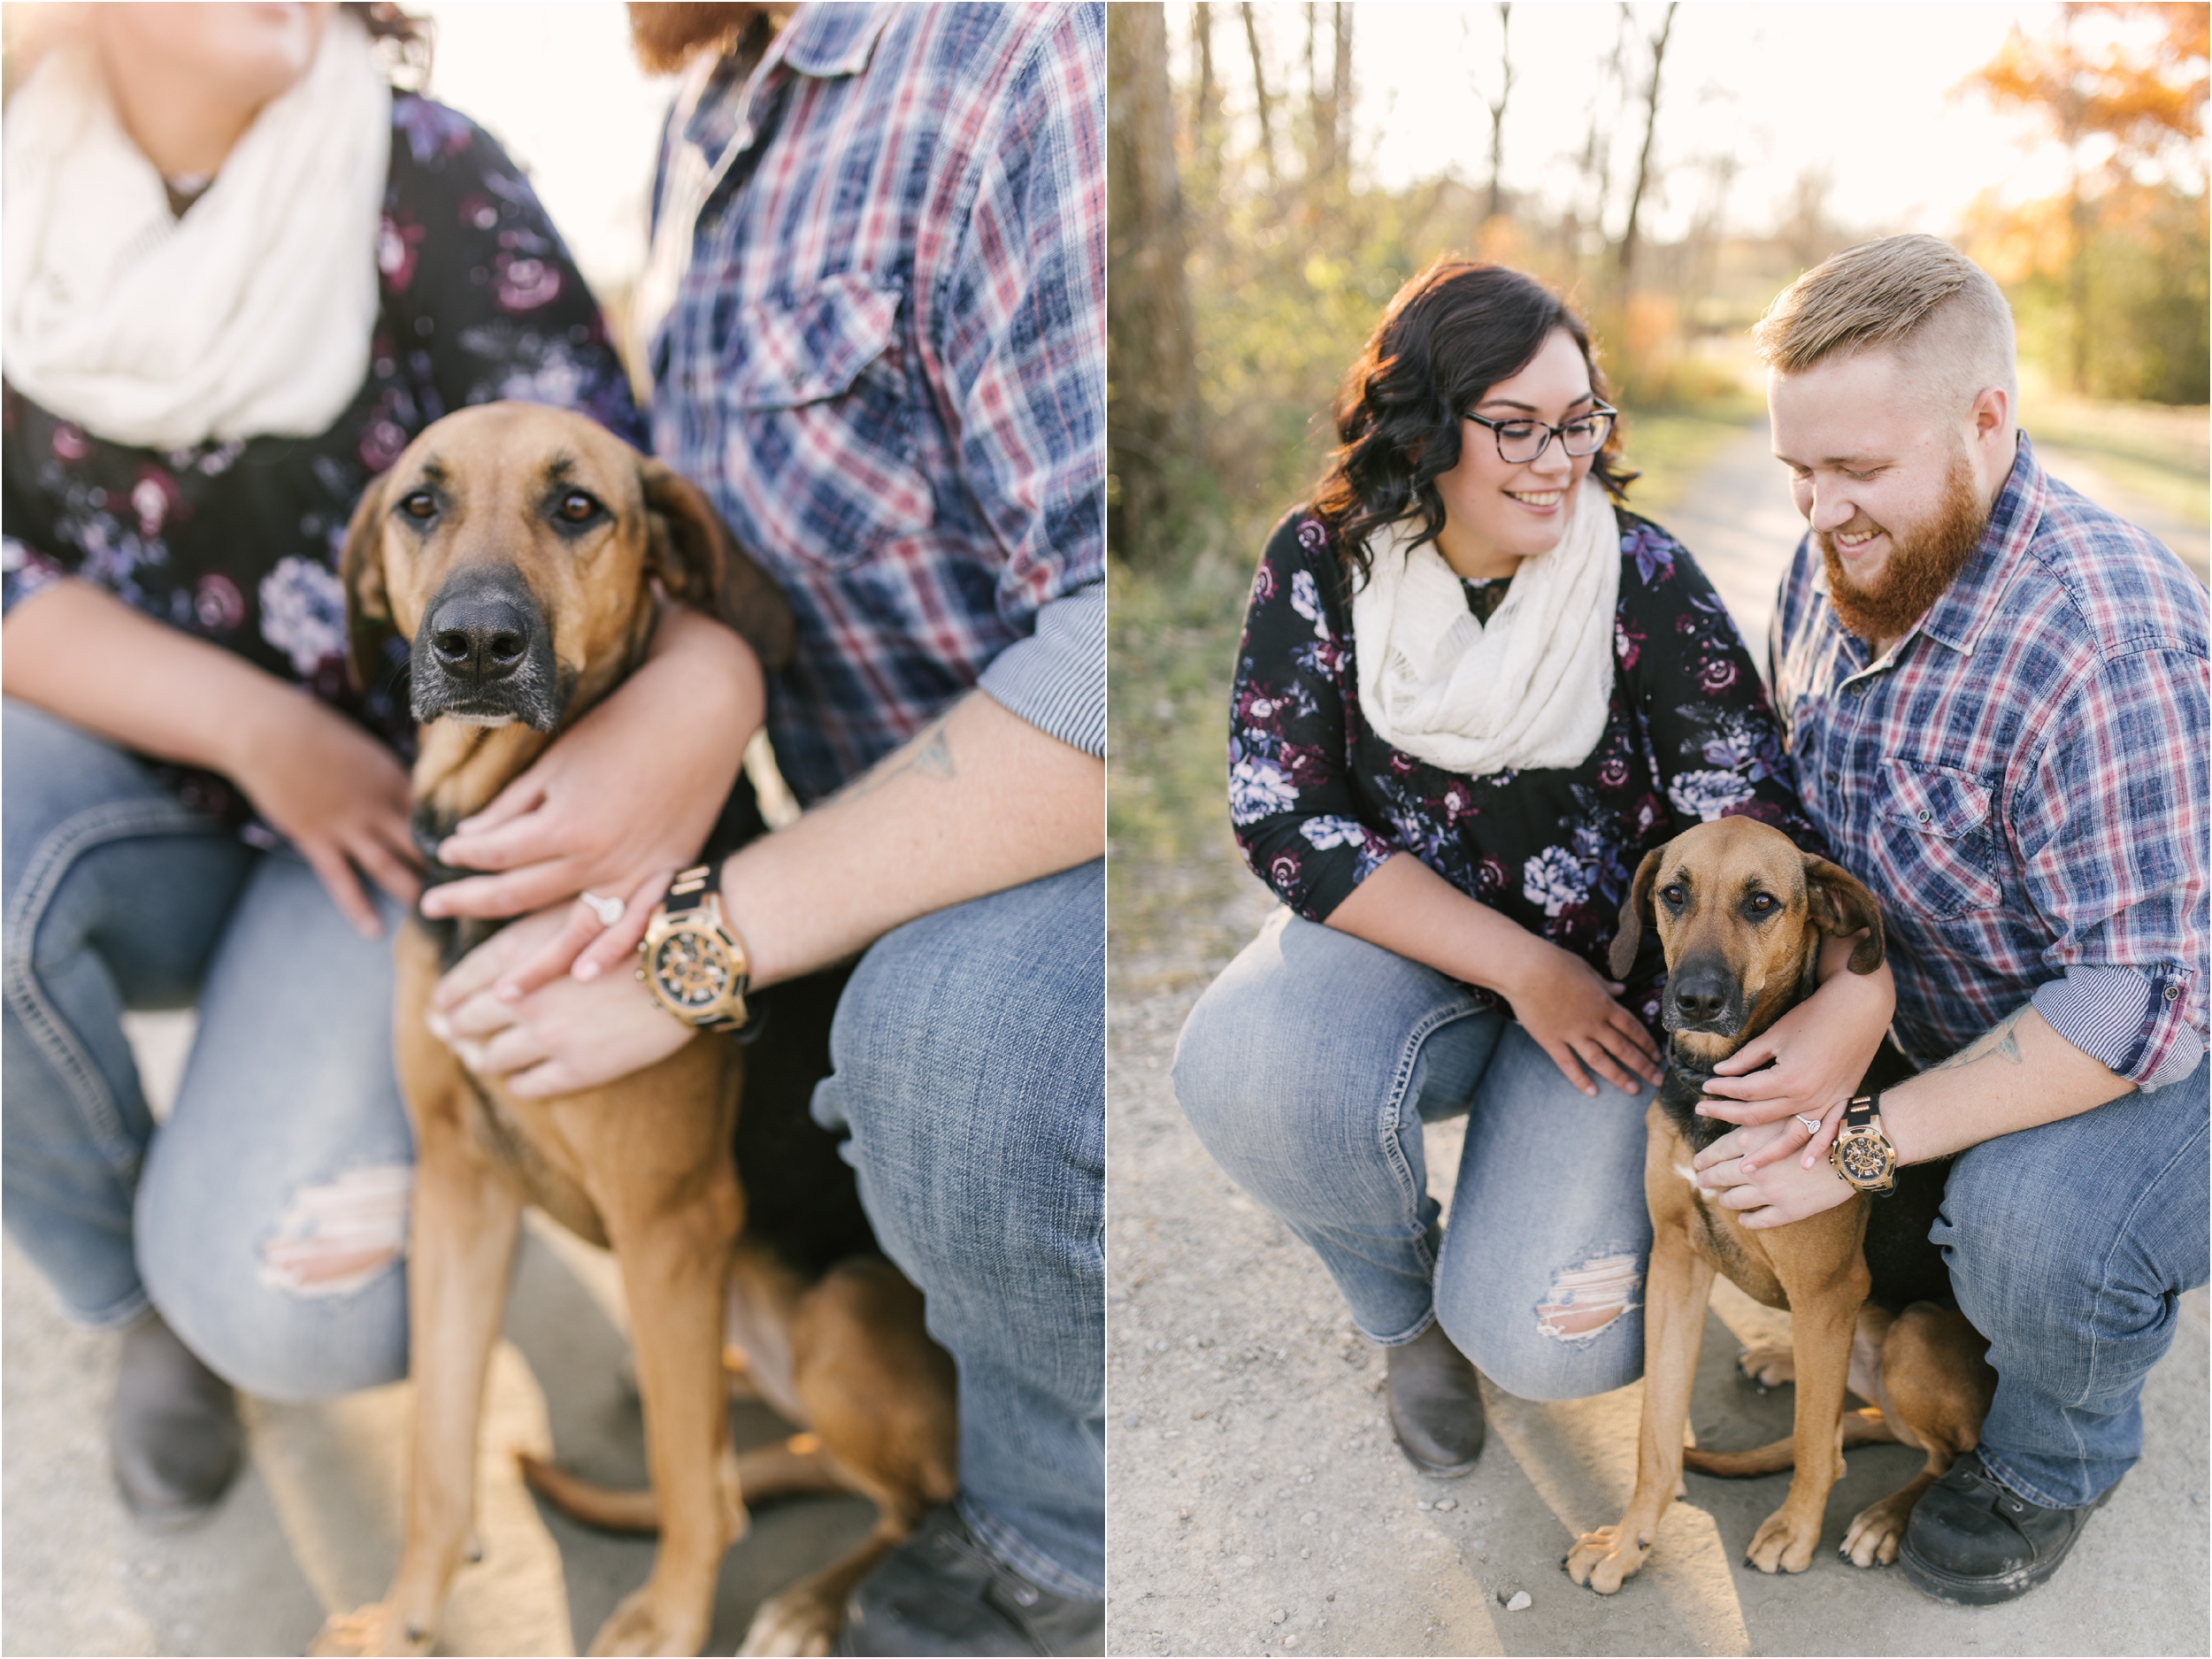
[1696,932,1894,1131]
[227,691,419,936]
[1501,940,1664,1099]
[419,605,764,996]
[425,903,694,1096]
[1690,1110,1854,1228]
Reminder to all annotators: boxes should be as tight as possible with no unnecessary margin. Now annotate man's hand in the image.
[1698,932,1895,1129]
[426,903,692,1097]
[420,605,763,990]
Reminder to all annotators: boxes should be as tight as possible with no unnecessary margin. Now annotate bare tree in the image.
[1240,2,1278,188]
[1617,0,1678,286]
[1568,8,1632,269]
[1108,4,1197,566]
[1484,3,1513,222]
[1190,1,1221,157]
[1332,2,1353,169]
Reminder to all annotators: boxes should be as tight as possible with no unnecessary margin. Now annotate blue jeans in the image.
[810,858,1105,1600]
[1935,1055,2209,1509]
[1173,909,1652,1402]
[3,700,413,1398]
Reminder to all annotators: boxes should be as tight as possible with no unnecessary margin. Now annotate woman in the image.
[1173,261,1893,1476]
[1,2,761,1525]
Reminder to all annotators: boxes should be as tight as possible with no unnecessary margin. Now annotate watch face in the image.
[649,926,732,1010]
[1835,1133,1892,1185]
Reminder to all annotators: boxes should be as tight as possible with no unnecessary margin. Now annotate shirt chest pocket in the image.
[725,273,933,568]
[1872,759,2001,920]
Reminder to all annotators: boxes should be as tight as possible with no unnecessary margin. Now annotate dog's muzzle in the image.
[1660,954,1754,1039]
[410,569,565,731]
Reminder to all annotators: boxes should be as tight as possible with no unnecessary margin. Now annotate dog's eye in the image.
[399,490,437,521]
[556,490,603,524]
[1660,884,1685,909]
[1748,893,1777,914]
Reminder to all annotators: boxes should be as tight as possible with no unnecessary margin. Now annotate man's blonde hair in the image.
[1754,234,2016,424]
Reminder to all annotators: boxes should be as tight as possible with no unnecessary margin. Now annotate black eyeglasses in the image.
[1462,404,1617,465]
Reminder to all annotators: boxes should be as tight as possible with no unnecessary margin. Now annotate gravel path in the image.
[1103,426,2211,1657]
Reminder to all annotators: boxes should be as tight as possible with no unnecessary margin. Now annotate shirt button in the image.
[2165,984,2183,1002]
[1916,809,1932,823]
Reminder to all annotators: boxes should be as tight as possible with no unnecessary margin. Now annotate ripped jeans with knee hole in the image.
[3,700,414,1399]
[1174,907,1654,1402]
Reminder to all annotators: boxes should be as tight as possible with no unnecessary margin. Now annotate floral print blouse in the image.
[1230,506,1821,1029]
[2,95,646,826]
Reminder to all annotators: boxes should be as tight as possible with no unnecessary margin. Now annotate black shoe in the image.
[838,1506,1102,1656]
[109,1310,242,1528]
[1386,1321,1486,1477]
[1899,1449,2119,1605]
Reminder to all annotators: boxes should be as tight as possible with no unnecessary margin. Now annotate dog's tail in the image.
[517,1432,850,1535]
[1682,1407,1897,1478]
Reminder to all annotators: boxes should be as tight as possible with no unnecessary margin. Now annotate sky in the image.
[1179,2,2095,242]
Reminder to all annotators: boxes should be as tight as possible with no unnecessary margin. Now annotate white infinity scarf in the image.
[1351,475,1621,776]
[2,14,389,450]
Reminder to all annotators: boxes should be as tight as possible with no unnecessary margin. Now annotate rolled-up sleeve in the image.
[2017,647,2208,1088]
[978,581,1103,758]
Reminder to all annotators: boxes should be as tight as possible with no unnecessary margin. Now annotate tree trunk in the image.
[1192,1,1220,157]
[1107,4,1198,568]
[1240,2,1278,188]
[1486,2,1513,223]
[1617,0,1677,286]
[1333,3,1353,173]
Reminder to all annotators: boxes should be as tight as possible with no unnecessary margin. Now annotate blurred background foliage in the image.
[1106,1,2208,965]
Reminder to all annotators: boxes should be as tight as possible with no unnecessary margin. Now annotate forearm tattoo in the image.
[1924,1002,2033,1075]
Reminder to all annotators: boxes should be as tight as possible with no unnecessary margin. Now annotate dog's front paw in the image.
[1744,1507,1822,1574]
[737,1583,841,1656]
[588,1584,710,1656]
[1737,1346,1795,1389]
[308,1605,432,1658]
[1840,1494,1913,1567]
[1565,1524,1649,1594]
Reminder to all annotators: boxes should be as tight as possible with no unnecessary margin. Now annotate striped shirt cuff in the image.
[2032,964,2206,1092]
[978,582,1104,760]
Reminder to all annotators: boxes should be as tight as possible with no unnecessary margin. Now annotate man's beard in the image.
[626,4,765,74]
[1818,450,1990,644]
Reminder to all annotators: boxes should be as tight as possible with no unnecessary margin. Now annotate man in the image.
[1693,234,2208,1606]
[421,5,1106,1652]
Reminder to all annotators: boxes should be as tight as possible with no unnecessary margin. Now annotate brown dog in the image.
[313,403,956,1656]
[1564,816,1995,1594]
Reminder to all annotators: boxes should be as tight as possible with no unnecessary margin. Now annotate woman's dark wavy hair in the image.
[1311,260,1636,586]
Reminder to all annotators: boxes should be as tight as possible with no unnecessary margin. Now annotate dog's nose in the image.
[1670,966,1732,1026]
[426,592,533,685]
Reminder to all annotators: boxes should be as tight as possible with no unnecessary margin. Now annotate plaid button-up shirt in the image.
[645,3,1106,803]
[1771,434,2208,1089]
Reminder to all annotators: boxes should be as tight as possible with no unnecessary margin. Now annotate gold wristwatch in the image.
[636,863,755,1034]
[1827,1093,1899,1197]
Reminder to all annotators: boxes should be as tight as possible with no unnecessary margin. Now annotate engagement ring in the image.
[580,891,625,928]
[1795,1113,1824,1136]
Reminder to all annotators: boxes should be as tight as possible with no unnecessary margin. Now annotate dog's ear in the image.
[1609,847,1666,979]
[340,473,398,694]
[1804,854,1886,974]
[640,459,797,674]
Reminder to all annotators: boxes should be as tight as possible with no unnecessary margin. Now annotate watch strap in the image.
[1832,1091,1898,1197]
